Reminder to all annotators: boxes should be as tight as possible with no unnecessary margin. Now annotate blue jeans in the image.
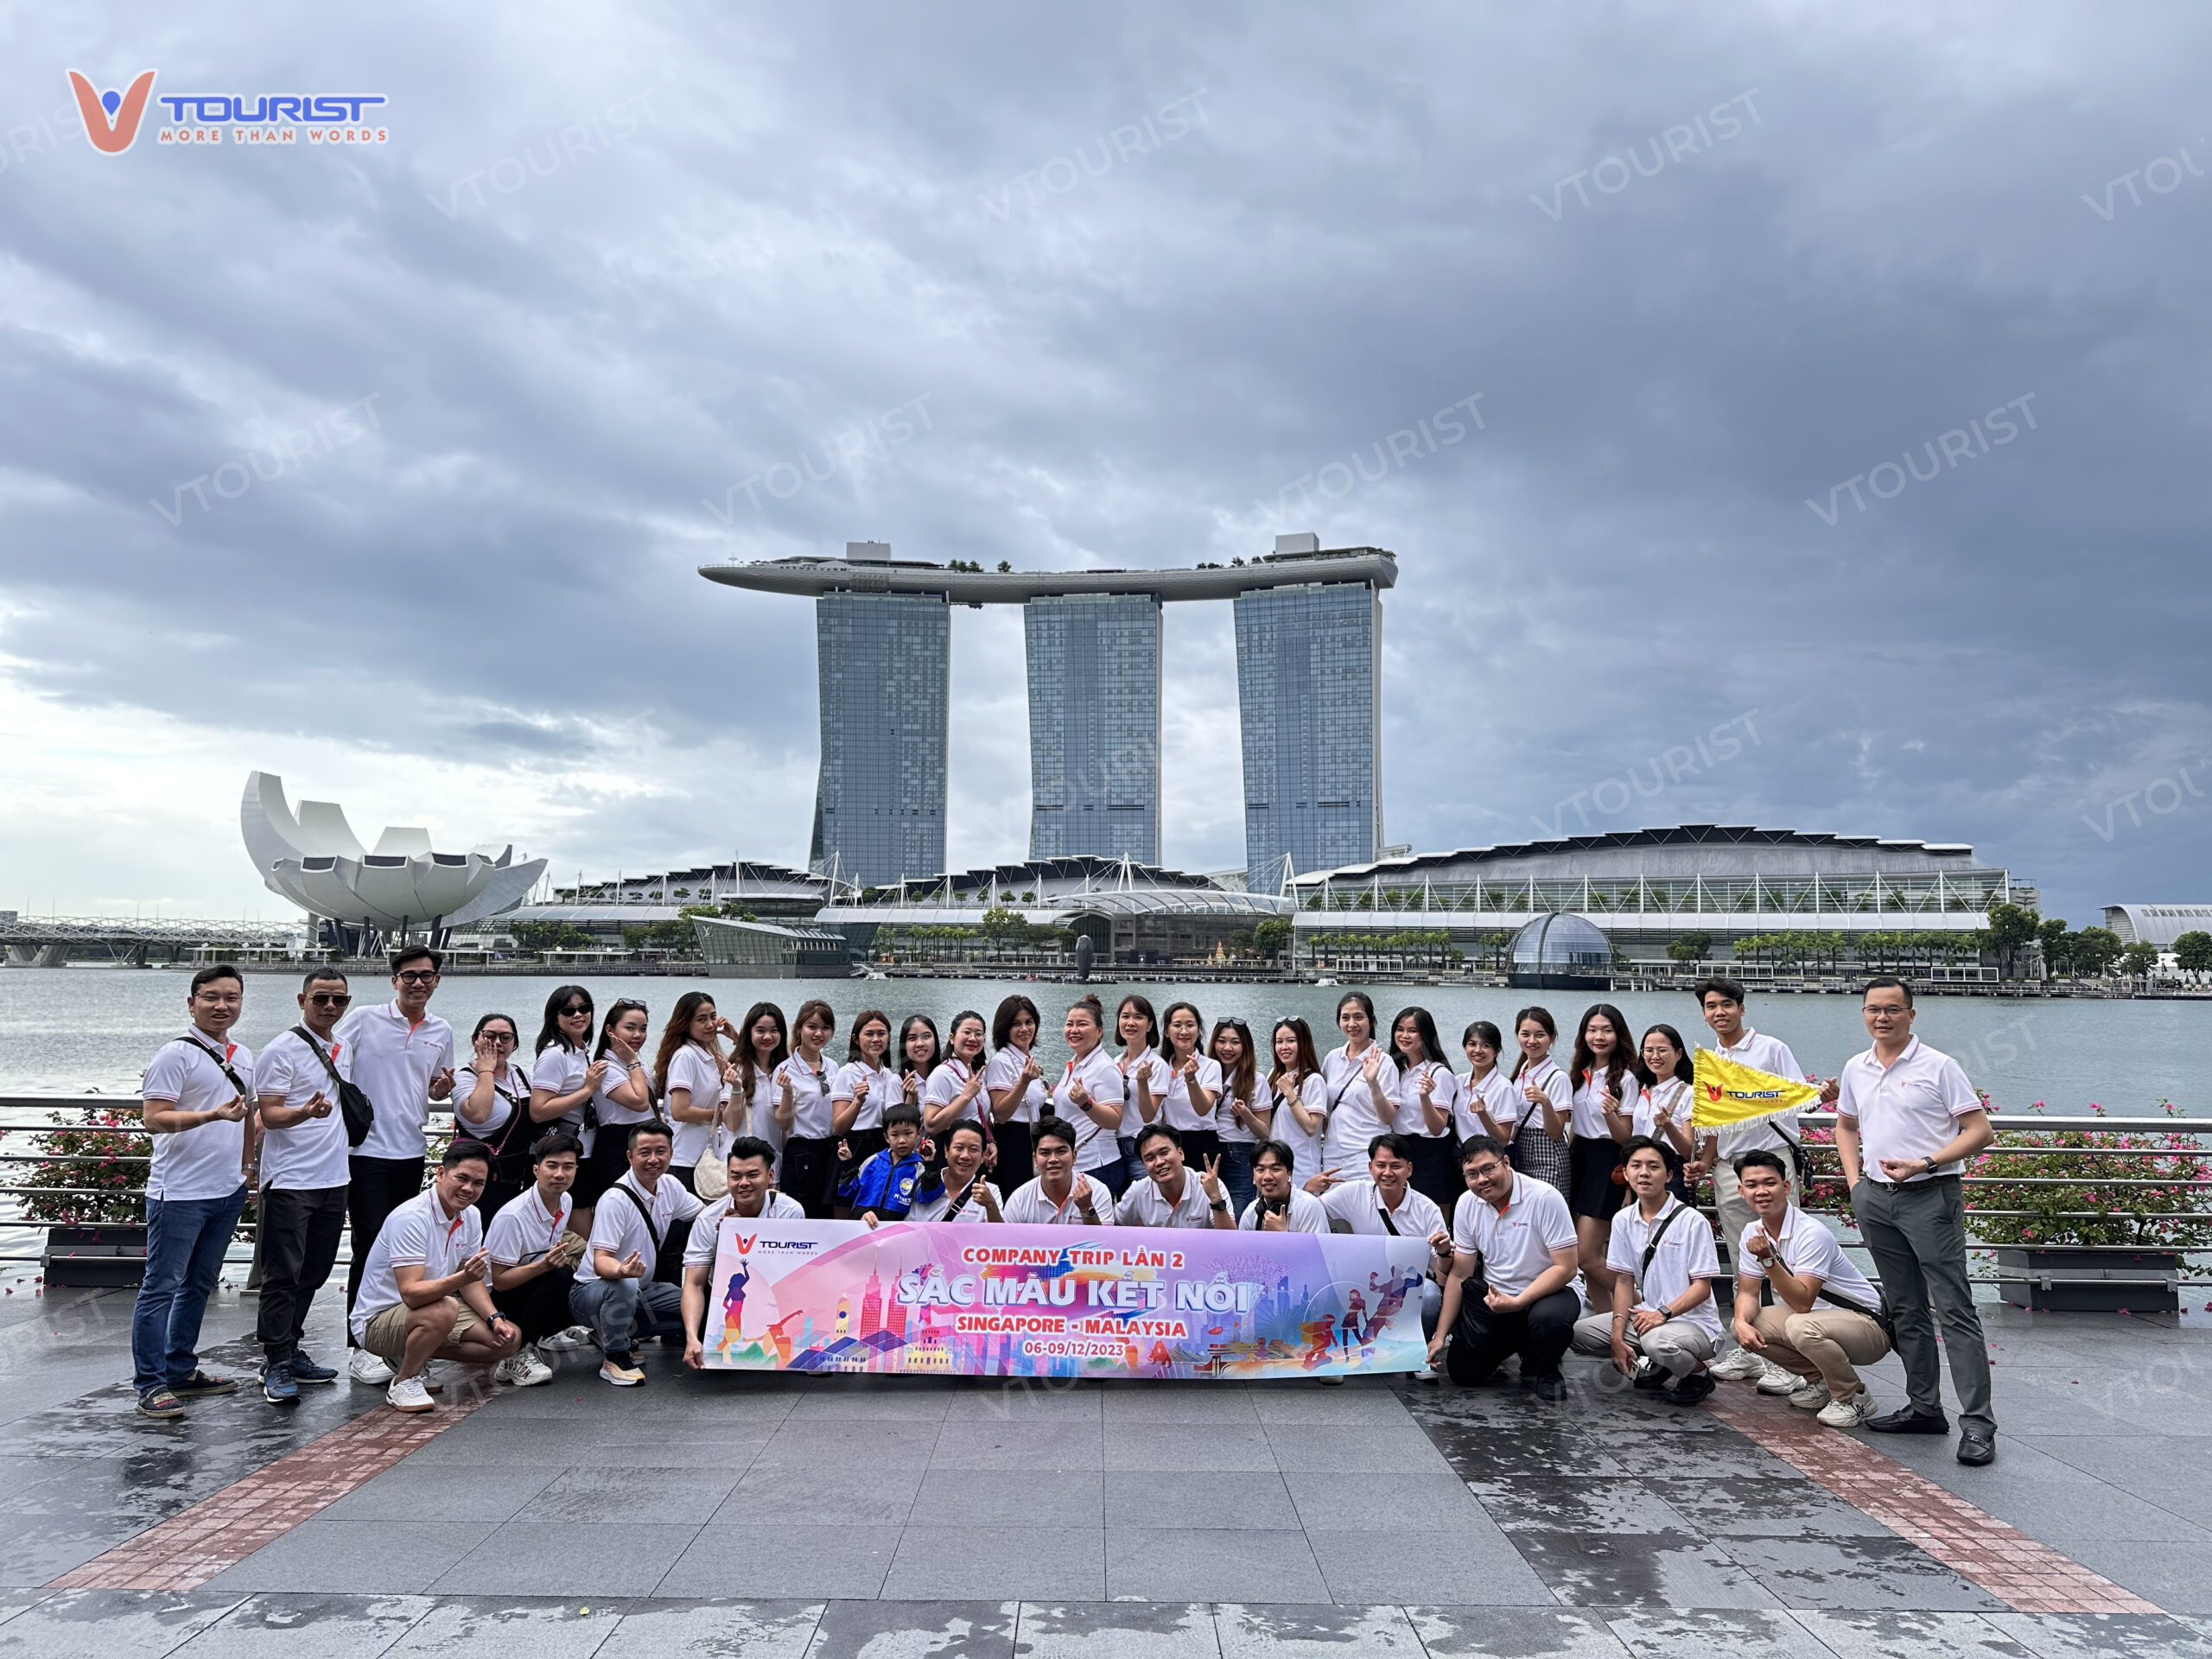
[133,1186,247,1395]
[1117,1135,1145,1192]
[1217,1144,1257,1222]
[569,1274,683,1355]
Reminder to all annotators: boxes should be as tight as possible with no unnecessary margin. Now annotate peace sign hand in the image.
[1198,1155,1224,1200]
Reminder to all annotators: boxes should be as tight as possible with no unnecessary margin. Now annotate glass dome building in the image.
[1507,912,1613,989]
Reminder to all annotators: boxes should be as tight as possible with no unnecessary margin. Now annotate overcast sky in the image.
[2,3,2206,927]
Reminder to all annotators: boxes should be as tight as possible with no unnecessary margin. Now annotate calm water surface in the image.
[1,967,2202,1115]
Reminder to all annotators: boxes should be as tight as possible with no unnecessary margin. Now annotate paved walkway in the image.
[0,1273,2208,1656]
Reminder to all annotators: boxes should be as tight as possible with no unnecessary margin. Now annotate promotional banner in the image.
[1691,1047,1822,1128]
[699,1219,1433,1380]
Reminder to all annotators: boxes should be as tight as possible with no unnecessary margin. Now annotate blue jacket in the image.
[840,1146,928,1217]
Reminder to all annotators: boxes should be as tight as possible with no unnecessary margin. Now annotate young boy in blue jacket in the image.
[838,1103,930,1221]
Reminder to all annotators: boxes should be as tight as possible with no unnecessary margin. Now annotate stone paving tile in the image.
[511,1465,743,1527]
[715,1461,925,1527]
[1103,1527,1331,1604]
[1506,1529,1783,1610]
[882,1529,1103,1603]
[429,1523,705,1599]
[1791,1609,2036,1657]
[1103,1470,1290,1529]
[1641,1474,1902,1541]
[0,1587,246,1659]
[1984,1611,2212,1658]
[659,1526,900,1601]
[1263,1422,1456,1473]
[1215,1603,1425,1656]
[1603,1608,1831,1657]
[804,1599,1012,1658]
[1282,1469,1499,1534]
[605,1598,824,1656]
[168,1592,436,1658]
[1013,1600,1217,1656]
[925,1421,1104,1472]
[1107,1422,1279,1471]
[1714,1536,2005,1612]
[1306,1532,1552,1606]
[381,1597,627,1658]
[1466,1476,1700,1536]
[2005,1542,2212,1616]
[0,1590,50,1629]
[1407,1605,1631,1655]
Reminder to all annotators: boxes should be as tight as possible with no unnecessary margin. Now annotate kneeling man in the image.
[1431,1135,1579,1399]
[1571,1135,1724,1404]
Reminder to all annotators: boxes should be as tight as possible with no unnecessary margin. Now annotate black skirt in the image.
[1567,1135,1626,1221]
[1407,1134,1463,1214]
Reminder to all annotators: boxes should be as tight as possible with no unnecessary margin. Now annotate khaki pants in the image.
[361,1296,482,1363]
[1750,1302,1888,1397]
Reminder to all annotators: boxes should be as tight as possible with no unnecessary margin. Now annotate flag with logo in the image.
[1690,1048,1821,1128]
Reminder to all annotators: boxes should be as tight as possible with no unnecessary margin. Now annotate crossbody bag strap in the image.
[289,1024,341,1087]
[610,1180,664,1254]
[177,1033,250,1099]
[1633,1201,1688,1304]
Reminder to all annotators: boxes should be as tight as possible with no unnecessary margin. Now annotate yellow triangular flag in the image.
[1690,1048,1821,1128]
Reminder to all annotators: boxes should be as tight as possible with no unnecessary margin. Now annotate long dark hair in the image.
[789,999,836,1060]
[1508,1005,1556,1082]
[1269,1016,1321,1090]
[653,991,716,1095]
[534,985,593,1057]
[1571,1002,1643,1094]
[899,1014,942,1076]
[945,1009,988,1065]
[1389,1006,1446,1073]
[992,993,1042,1051]
[1335,989,1378,1046]
[1641,1022,1694,1086]
[736,1001,789,1100]
[594,999,650,1062]
[1116,994,1159,1054]
[848,1008,892,1065]
[1209,1018,1256,1105]
[1160,1001,1205,1061]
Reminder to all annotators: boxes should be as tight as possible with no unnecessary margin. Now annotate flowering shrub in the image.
[7,1106,153,1225]
[1967,1100,2212,1250]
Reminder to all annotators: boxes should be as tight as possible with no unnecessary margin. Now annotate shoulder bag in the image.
[287,1025,377,1147]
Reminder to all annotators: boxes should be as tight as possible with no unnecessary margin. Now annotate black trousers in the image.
[992,1122,1033,1198]
[494,1267,578,1344]
[1446,1286,1580,1384]
[344,1154,424,1345]
[781,1135,837,1218]
[257,1184,347,1360]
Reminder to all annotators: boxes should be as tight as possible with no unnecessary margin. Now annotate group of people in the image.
[129,954,2001,1465]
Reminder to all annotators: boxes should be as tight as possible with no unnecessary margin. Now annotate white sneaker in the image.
[599,1357,645,1387]
[539,1325,597,1351]
[386,1375,435,1413]
[1709,1348,1764,1382]
[420,1364,444,1395]
[1785,1376,1832,1410]
[349,1350,395,1386]
[1817,1388,1879,1428]
[494,1353,554,1388]
[1755,1361,1801,1394]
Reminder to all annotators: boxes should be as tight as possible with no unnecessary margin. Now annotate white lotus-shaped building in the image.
[242,772,548,931]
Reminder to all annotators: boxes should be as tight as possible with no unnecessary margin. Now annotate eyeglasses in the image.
[306,993,352,1007]
[395,970,440,985]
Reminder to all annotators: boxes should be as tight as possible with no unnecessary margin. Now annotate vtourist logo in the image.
[69,69,389,150]
[66,70,157,154]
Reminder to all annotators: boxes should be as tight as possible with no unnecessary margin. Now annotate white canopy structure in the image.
[241,772,547,933]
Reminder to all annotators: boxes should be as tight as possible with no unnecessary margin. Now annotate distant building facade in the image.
[1025,593,1162,861]
[2103,904,2212,946]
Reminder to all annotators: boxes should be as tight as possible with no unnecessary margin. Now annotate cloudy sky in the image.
[2,3,2205,927]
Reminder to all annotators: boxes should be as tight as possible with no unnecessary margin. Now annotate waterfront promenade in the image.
[2,1264,2207,1658]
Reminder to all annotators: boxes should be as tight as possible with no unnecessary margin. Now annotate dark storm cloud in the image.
[1,1,2207,917]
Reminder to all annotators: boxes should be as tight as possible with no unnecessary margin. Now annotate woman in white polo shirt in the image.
[1565,1002,1646,1314]
[529,986,608,1225]
[1050,995,1128,1194]
[1154,1001,1224,1172]
[831,1009,899,1209]
[730,1001,789,1180]
[1115,994,1170,1192]
[454,1011,532,1220]
[1321,991,1401,1172]
[1267,1019,1328,1188]
[1496,1007,1571,1201]
[922,1010,992,1147]
[1390,1005,1463,1214]
[983,995,1048,1197]
[772,999,839,1217]
[1209,1016,1269,1220]
[1638,1023,1698,1200]
[655,993,734,1194]
[582,999,658,1210]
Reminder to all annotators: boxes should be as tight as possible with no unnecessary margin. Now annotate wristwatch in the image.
[1209,1198,1229,1211]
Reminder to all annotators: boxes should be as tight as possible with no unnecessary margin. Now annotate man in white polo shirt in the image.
[1732,1147,1892,1430]
[349,1141,521,1412]
[132,965,256,1419]
[335,944,456,1383]
[250,966,358,1403]
[1836,976,1997,1463]
[1431,1135,1580,1398]
[681,1135,806,1369]
[1313,1134,1452,1363]
[1001,1116,1122,1225]
[572,1119,703,1385]
[1116,1125,1235,1229]
[1571,1136,1725,1405]
[1240,1141,1329,1232]
[1691,975,1838,1388]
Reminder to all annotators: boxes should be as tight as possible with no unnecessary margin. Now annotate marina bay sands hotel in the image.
[699,534,1395,891]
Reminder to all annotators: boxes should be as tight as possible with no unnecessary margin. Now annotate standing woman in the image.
[898,1015,943,1116]
[656,993,732,1194]
[832,1010,899,1206]
[1051,994,1128,1196]
[1389,1006,1463,1212]
[1115,995,1170,1190]
[923,1011,992,1154]
[984,995,1048,1197]
[1267,1018,1329,1188]
[454,1012,532,1221]
[1320,991,1400,1173]
[1640,1023,1698,1199]
[531,987,608,1226]
[774,1000,840,1217]
[583,998,657,1208]
[1455,1020,1516,1156]
[1157,1001,1223,1173]
[732,1002,790,1179]
[1491,1006,1571,1202]
[1209,1017,1267,1221]
[1567,1002,1648,1313]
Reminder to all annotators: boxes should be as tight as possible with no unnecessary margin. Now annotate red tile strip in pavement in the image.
[48,1383,497,1592]
[1703,1382,2159,1615]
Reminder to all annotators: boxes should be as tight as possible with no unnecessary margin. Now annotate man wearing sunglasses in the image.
[335,945,456,1384]
[249,968,358,1402]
